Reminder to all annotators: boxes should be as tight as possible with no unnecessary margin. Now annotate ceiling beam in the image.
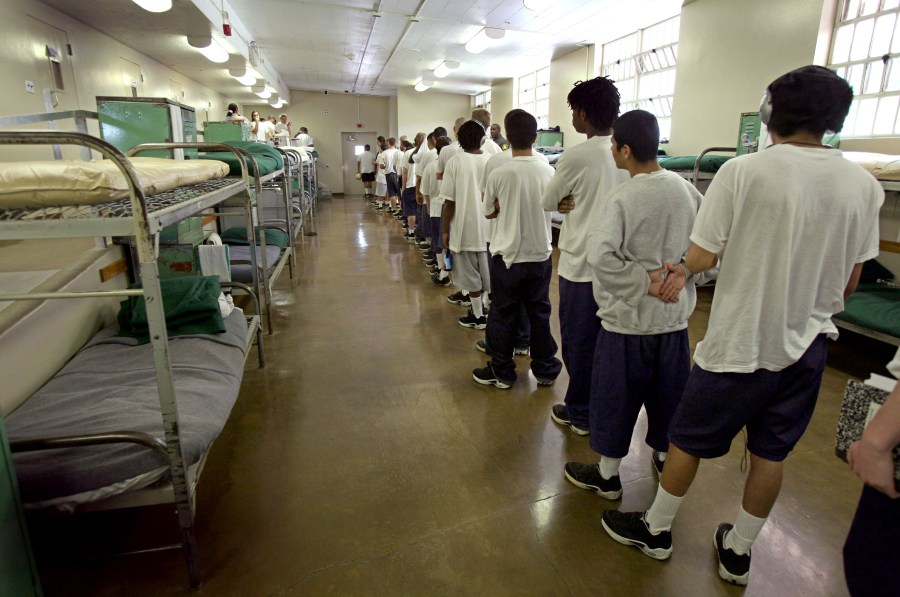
[370,0,430,92]
[352,0,384,94]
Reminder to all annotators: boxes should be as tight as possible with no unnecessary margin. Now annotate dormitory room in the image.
[1,0,899,595]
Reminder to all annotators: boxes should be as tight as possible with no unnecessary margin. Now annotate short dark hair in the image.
[435,136,452,154]
[401,140,413,150]
[612,110,659,163]
[457,120,485,151]
[364,144,370,151]
[504,109,538,150]
[567,77,620,130]
[227,102,239,115]
[387,137,396,147]
[767,66,853,137]
[433,126,448,138]
[377,135,385,143]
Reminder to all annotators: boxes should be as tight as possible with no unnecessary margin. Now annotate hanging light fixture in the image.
[271,97,286,109]
[187,35,229,63]
[229,66,259,86]
[252,84,272,99]
[465,27,505,54]
[414,79,432,92]
[131,0,172,12]
[433,60,460,79]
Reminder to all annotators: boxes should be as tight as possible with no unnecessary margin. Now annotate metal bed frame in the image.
[0,131,263,589]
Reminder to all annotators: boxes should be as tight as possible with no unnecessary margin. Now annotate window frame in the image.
[517,66,550,129]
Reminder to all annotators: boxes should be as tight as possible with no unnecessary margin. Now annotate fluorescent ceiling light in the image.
[465,27,505,54]
[131,0,172,12]
[433,60,460,79]
[252,85,272,99]
[414,80,430,92]
[187,36,229,63]
[229,66,259,86]
[271,98,286,108]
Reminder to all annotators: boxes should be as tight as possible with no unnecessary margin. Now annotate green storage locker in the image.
[97,96,197,159]
[203,121,252,143]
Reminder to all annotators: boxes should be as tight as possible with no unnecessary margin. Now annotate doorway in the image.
[340,132,378,196]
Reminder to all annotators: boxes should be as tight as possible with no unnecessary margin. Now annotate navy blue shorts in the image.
[401,187,417,217]
[430,216,443,253]
[668,335,827,462]
[386,172,401,197]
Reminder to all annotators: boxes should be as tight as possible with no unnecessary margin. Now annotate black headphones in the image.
[759,66,842,125]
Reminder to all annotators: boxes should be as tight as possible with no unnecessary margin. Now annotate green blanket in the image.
[835,283,900,339]
[197,141,284,176]
[659,154,732,173]
[221,226,290,250]
[117,275,225,344]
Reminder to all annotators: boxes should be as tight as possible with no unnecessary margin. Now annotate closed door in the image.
[341,132,378,196]
[119,57,143,97]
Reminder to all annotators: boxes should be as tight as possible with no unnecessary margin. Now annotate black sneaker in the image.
[428,266,440,275]
[431,274,451,287]
[601,510,673,560]
[447,291,471,306]
[714,523,751,585]
[651,451,665,477]
[424,259,438,268]
[551,404,589,436]
[416,240,430,249]
[564,462,622,499]
[514,346,529,356]
[374,205,385,212]
[458,309,487,330]
[472,364,512,389]
[475,339,487,353]
[535,376,556,386]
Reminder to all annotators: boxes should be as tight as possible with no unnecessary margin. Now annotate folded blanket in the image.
[117,276,225,344]
[221,226,290,250]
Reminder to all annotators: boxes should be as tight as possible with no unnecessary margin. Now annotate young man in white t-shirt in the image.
[421,136,451,279]
[473,109,562,388]
[472,108,503,156]
[601,67,884,586]
[379,137,403,215]
[357,144,376,199]
[293,127,314,147]
[564,110,711,500]
[441,121,492,329]
[541,77,629,436]
[401,134,424,240]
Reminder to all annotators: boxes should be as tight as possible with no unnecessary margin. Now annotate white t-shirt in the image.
[358,151,376,174]
[541,135,629,282]
[436,141,462,175]
[481,137,503,156]
[483,156,555,267]
[415,148,438,174]
[443,151,490,252]
[274,122,291,138]
[482,149,551,244]
[402,148,417,188]
[420,161,442,217]
[381,147,403,175]
[294,133,314,147]
[692,144,883,373]
[375,152,387,183]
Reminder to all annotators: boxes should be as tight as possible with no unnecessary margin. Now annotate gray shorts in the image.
[451,250,491,293]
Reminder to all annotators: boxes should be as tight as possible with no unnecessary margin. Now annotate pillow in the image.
[117,276,225,344]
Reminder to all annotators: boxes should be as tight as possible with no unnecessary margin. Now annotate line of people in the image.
[361,67,887,591]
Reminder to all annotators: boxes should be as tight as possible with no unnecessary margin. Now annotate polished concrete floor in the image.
[31,195,897,596]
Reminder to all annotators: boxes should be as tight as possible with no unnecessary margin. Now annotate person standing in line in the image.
[373,137,388,211]
[420,136,451,279]
[473,109,562,389]
[294,127,315,147]
[843,346,900,597]
[563,109,712,501]
[541,77,629,436]
[225,102,246,121]
[357,144,376,199]
[441,121,493,330]
[436,119,468,305]
[274,114,292,143]
[401,134,425,239]
[379,137,404,215]
[600,66,882,587]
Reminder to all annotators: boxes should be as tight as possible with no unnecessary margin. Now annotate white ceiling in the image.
[39,0,682,100]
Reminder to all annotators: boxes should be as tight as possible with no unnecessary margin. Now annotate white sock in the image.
[645,486,684,534]
[482,293,491,310]
[438,269,449,280]
[657,451,667,461]
[725,508,767,555]
[470,295,483,317]
[598,457,622,480]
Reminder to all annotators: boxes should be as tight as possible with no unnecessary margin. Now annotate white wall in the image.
[668,0,826,155]
[549,46,594,149]
[490,78,514,131]
[396,87,470,141]
[267,91,390,194]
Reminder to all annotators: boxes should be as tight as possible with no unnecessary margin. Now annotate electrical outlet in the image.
[25,80,35,94]
[324,109,329,116]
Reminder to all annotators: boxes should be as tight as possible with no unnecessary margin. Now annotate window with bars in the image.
[474,90,492,113]
[829,0,900,137]
[517,66,551,129]
[600,15,680,141]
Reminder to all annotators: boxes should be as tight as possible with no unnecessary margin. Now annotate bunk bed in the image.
[0,132,264,589]
[194,141,295,333]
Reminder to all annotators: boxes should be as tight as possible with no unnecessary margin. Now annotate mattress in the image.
[6,308,248,509]
[658,154,732,173]
[834,283,900,339]
[842,151,900,181]
[197,141,285,177]
[0,157,230,210]
[228,244,284,284]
